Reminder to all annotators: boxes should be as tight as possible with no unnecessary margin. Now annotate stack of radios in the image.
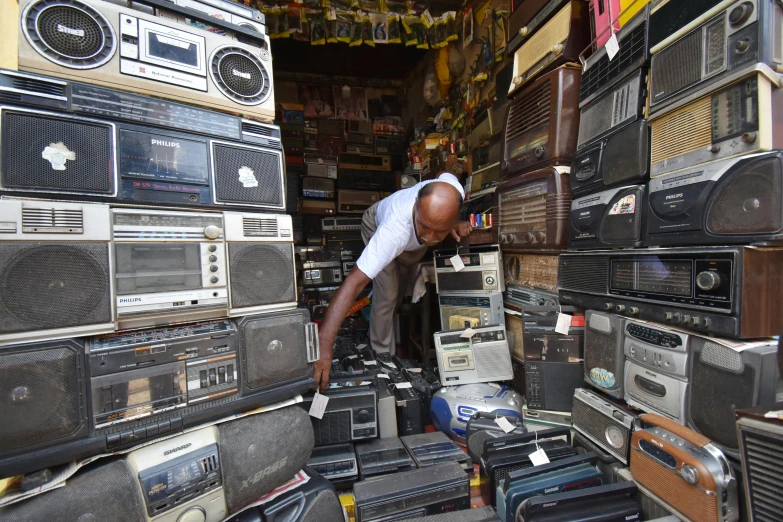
[0,0,345,520]
[490,0,783,521]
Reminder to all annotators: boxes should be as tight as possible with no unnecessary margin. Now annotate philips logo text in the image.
[119,297,142,304]
[666,193,683,200]
[152,139,181,148]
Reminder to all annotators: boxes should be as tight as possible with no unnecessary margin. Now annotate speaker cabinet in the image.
[583,311,625,399]
[1,107,116,197]
[0,199,114,345]
[211,141,285,210]
[235,309,319,398]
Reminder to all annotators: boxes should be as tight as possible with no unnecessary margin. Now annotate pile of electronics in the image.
[0,0,346,519]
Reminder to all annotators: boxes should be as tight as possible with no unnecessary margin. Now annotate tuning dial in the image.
[551,43,564,54]
[615,305,626,313]
[534,146,545,157]
[672,312,682,324]
[203,225,221,240]
[209,265,219,273]
[681,465,700,485]
[485,276,496,286]
[604,303,614,311]
[210,276,219,284]
[696,271,721,291]
[534,231,545,242]
[177,506,207,522]
[735,38,751,53]
[728,1,754,26]
[357,409,371,423]
[629,307,640,315]
[519,26,529,37]
[741,131,757,143]
[524,232,535,243]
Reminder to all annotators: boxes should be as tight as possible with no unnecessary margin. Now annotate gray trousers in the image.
[361,202,428,354]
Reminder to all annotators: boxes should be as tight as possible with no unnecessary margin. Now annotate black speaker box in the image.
[212,143,284,208]
[568,184,647,250]
[525,361,584,412]
[583,311,625,400]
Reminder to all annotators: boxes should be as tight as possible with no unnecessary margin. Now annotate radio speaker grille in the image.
[301,490,343,522]
[312,411,352,445]
[602,120,649,186]
[650,96,711,165]
[2,111,114,195]
[739,424,783,520]
[648,0,723,49]
[649,29,702,106]
[505,313,525,360]
[228,242,295,309]
[210,46,271,105]
[0,242,111,334]
[572,396,629,459]
[213,143,283,208]
[559,255,609,293]
[706,157,783,235]
[514,4,571,81]
[237,310,312,392]
[504,254,559,292]
[0,340,87,454]
[474,343,511,380]
[580,21,647,103]
[438,271,484,293]
[22,0,116,69]
[600,187,643,244]
[505,80,551,142]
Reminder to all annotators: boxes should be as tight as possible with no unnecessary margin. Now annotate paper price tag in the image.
[605,33,619,61]
[359,381,372,386]
[555,313,572,335]
[364,360,378,366]
[529,447,550,466]
[495,416,516,433]
[450,254,465,272]
[461,327,477,339]
[376,373,390,379]
[308,392,329,419]
[421,9,435,27]
[487,382,501,389]
[347,355,358,359]
[382,361,397,369]
[407,367,422,373]
[394,382,413,389]
[356,344,367,350]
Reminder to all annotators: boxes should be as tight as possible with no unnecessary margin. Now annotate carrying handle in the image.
[641,413,711,448]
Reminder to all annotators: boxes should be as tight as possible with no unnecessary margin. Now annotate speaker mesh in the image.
[311,411,352,446]
[0,341,86,453]
[600,188,643,244]
[706,157,782,235]
[584,314,621,394]
[301,490,343,522]
[690,344,754,450]
[572,397,629,458]
[228,242,295,308]
[1,460,146,522]
[2,111,114,194]
[438,271,483,292]
[210,46,271,104]
[213,143,283,207]
[218,406,314,514]
[0,242,111,334]
[238,311,311,391]
[602,120,649,186]
[650,29,702,105]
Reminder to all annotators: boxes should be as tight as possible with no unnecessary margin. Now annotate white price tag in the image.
[347,355,358,359]
[605,33,619,61]
[364,360,378,366]
[308,392,329,419]
[376,373,390,379]
[332,359,339,363]
[450,254,466,272]
[529,447,550,466]
[461,328,477,339]
[395,382,414,389]
[495,416,516,433]
[356,344,368,350]
[487,382,502,389]
[555,313,572,335]
[382,361,397,369]
[359,381,372,386]
[407,367,422,373]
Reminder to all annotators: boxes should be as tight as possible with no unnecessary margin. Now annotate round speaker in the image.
[209,45,272,105]
[22,0,116,69]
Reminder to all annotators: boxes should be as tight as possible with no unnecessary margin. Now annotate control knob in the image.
[728,1,754,26]
[357,409,371,423]
[203,225,221,240]
[519,26,529,37]
[209,265,219,273]
[629,307,639,315]
[208,245,217,252]
[681,465,700,485]
[615,305,626,313]
[524,232,535,243]
[177,507,207,522]
[696,271,721,291]
[604,303,614,310]
[208,255,217,262]
[485,276,496,286]
[210,276,219,284]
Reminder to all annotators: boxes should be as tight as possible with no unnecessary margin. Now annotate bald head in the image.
[413,181,463,246]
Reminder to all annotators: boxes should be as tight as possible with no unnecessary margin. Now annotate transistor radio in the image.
[466,412,527,463]
[525,360,584,411]
[339,152,391,171]
[434,325,513,385]
[572,388,639,464]
[303,261,342,286]
[558,246,783,339]
[568,184,647,249]
[579,6,650,107]
[321,216,362,231]
[649,0,783,113]
[647,151,783,246]
[307,443,358,488]
[508,0,590,95]
[337,189,379,214]
[302,177,334,198]
[650,71,783,178]
[736,405,783,521]
[17,0,275,122]
[504,284,559,309]
[301,199,336,215]
[504,253,559,293]
[583,310,626,399]
[516,482,642,522]
[507,0,571,55]
[302,382,377,446]
[502,65,581,177]
[434,246,505,294]
[305,154,338,179]
[497,167,571,253]
[439,293,505,330]
[630,413,739,522]
[648,0,728,50]
[338,169,396,192]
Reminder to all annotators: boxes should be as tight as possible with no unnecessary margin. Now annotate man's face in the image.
[413,198,456,246]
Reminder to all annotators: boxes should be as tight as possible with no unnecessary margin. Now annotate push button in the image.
[170,417,183,431]
[106,433,121,449]
[158,420,171,433]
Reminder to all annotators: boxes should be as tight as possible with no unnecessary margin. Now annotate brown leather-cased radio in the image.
[503,65,581,178]
[497,167,572,253]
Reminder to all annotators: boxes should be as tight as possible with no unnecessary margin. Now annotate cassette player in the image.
[356,437,415,480]
[306,443,358,489]
[434,245,505,294]
[434,325,513,385]
[568,184,648,250]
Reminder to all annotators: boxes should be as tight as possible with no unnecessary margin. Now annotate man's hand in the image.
[450,220,473,242]
[313,349,332,392]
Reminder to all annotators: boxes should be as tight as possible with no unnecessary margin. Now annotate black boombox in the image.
[515,482,641,522]
[0,311,319,478]
[0,69,286,211]
[568,184,647,250]
[338,169,397,192]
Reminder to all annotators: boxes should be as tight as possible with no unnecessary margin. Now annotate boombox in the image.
[301,384,378,446]
[374,134,406,155]
[650,71,783,178]
[338,169,396,192]
[434,246,505,294]
[0,70,285,211]
[736,406,783,521]
[0,313,317,479]
[301,199,336,215]
[515,482,641,522]
[466,412,527,463]
[572,388,639,464]
[283,137,304,156]
[337,189,379,214]
[1,408,314,522]
[0,199,114,346]
[306,443,358,488]
[525,360,584,411]
[321,216,362,231]
[502,65,581,177]
[438,293,505,330]
[497,167,571,252]
[687,336,779,457]
[339,152,391,171]
[353,461,470,522]
[302,177,334,198]
[504,253,559,293]
[630,413,739,522]
[649,0,783,113]
[303,261,342,286]
[356,436,415,480]
[583,310,626,398]
[557,246,783,338]
[164,0,267,35]
[434,325,514,385]
[16,0,275,122]
[521,307,585,362]
[568,184,647,249]
[623,318,691,423]
[305,154,338,179]
[504,284,559,309]
[507,1,590,95]
[401,431,472,471]
[647,151,783,246]
[506,0,571,55]
[579,7,650,107]
[497,452,604,522]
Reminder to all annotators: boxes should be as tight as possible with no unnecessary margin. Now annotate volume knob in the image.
[519,26,529,37]
[681,465,700,485]
[203,225,221,240]
[696,271,721,291]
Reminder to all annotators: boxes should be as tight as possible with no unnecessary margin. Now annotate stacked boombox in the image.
[455,0,783,521]
[0,0,348,520]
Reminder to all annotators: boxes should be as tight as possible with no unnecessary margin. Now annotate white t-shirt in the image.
[355,173,464,279]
